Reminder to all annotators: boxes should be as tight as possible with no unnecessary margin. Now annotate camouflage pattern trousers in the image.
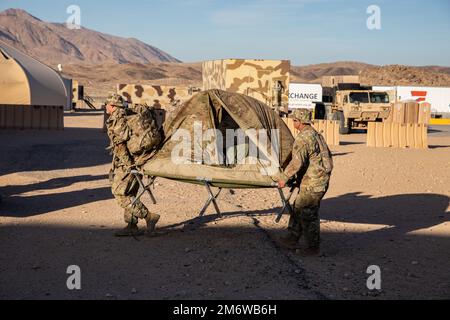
[111,166,149,225]
[288,186,328,249]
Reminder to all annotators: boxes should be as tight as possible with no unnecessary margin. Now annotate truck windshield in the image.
[370,92,390,103]
[349,92,369,103]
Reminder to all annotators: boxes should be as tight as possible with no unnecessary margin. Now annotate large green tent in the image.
[143,89,294,189]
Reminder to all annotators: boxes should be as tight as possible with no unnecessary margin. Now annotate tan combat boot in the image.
[145,212,161,236]
[114,223,145,237]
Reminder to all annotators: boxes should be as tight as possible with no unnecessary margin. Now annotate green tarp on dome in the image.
[144,89,294,188]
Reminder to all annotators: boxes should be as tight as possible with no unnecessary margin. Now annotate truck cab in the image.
[331,90,391,134]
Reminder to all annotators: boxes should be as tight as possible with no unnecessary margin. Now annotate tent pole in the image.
[276,187,295,223]
[199,181,222,217]
[130,170,157,206]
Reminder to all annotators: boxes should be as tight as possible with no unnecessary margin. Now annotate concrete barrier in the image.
[367,122,428,149]
[283,118,340,146]
[0,105,64,130]
[386,102,431,125]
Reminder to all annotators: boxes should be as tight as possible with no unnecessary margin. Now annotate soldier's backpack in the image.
[126,104,162,156]
[316,132,334,174]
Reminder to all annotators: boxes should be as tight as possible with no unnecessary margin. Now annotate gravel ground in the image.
[0,112,449,300]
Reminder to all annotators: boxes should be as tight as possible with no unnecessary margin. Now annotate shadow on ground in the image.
[339,141,365,146]
[166,192,449,238]
[1,191,448,299]
[0,127,110,175]
[64,111,104,117]
[0,174,111,218]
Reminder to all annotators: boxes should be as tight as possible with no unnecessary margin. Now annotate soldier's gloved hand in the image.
[126,165,137,174]
[108,169,115,182]
[278,180,286,189]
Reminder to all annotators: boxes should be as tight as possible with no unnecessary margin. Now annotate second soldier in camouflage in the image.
[105,94,161,237]
[278,108,333,255]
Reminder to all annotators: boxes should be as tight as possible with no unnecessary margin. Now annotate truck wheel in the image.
[334,111,350,134]
[314,103,326,120]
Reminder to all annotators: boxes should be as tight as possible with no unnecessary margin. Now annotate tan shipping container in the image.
[322,75,360,88]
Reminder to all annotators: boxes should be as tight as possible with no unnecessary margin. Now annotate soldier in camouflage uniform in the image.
[105,94,160,237]
[278,108,333,255]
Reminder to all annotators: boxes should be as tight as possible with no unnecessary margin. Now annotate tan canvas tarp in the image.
[143,89,294,188]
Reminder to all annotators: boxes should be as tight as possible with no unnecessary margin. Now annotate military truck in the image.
[322,76,392,134]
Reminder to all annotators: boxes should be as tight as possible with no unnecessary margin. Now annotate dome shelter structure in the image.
[0,41,70,130]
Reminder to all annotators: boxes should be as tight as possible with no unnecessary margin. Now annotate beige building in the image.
[202,59,290,112]
[116,84,200,109]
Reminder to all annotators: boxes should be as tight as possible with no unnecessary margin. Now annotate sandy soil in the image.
[0,113,449,300]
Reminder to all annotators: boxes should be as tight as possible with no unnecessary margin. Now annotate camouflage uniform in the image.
[105,94,151,227]
[281,109,333,249]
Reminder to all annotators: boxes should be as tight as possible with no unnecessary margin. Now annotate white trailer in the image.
[288,83,323,110]
[373,85,450,117]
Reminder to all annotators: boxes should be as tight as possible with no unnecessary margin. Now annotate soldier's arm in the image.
[111,114,131,144]
[281,139,309,182]
[114,143,134,168]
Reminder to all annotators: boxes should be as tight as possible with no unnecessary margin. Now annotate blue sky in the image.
[1,0,449,66]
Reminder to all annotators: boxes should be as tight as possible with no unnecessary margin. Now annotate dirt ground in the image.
[0,112,449,300]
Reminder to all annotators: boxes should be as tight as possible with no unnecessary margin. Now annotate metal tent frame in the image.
[130,171,296,223]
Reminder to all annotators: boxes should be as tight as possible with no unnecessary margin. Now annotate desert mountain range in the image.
[1,8,450,97]
[0,8,179,64]
[62,61,450,97]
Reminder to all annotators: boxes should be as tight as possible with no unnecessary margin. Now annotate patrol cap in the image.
[105,93,127,108]
[291,108,312,124]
